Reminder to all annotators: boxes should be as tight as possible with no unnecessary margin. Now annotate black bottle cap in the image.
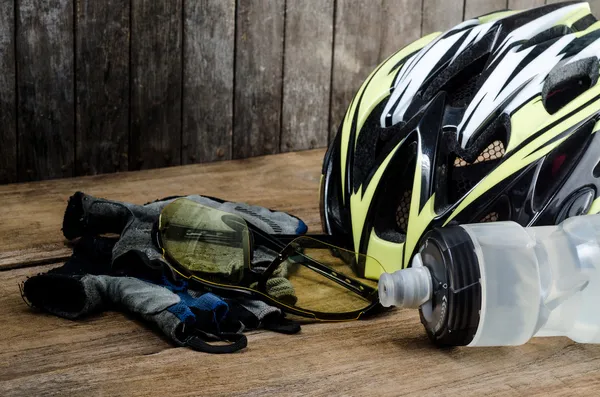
[418,226,482,346]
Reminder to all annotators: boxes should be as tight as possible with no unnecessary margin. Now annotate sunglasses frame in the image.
[157,200,384,321]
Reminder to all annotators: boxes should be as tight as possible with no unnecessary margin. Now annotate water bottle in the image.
[378,215,600,346]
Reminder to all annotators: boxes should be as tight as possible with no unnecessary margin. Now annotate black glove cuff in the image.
[62,192,132,240]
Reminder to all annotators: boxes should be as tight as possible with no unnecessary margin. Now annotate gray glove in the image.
[24,227,300,354]
[62,192,305,302]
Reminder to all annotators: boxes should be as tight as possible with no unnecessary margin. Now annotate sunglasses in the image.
[157,198,387,321]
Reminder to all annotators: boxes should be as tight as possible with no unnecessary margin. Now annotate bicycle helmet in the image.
[320,1,600,278]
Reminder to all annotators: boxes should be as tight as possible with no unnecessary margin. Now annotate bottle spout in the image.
[378,254,433,308]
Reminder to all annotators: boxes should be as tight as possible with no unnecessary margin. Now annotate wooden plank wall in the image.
[0,0,16,184]
[16,0,75,182]
[1,0,600,184]
[76,0,130,175]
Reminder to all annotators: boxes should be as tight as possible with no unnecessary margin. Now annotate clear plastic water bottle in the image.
[378,215,600,346]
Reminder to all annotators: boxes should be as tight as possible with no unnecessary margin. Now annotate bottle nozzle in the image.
[378,254,432,308]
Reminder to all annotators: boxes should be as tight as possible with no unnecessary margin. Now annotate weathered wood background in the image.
[1,0,598,184]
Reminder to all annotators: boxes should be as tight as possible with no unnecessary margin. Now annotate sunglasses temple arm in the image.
[249,227,376,298]
[301,259,377,299]
[269,233,343,246]
[263,247,376,299]
[248,227,345,250]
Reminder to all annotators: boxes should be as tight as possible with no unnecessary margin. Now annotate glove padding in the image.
[24,235,300,354]
[24,191,307,354]
[62,192,304,303]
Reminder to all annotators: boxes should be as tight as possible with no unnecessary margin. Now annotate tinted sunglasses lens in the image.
[159,198,251,284]
[270,236,386,316]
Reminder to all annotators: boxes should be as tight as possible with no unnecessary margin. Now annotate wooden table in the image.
[1,149,599,396]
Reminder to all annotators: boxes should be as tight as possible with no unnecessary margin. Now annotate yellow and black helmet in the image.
[321,1,600,278]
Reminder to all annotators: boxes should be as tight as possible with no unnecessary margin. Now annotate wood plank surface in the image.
[0,0,17,184]
[16,0,75,182]
[280,0,333,153]
[75,0,130,176]
[509,0,545,10]
[0,264,173,382]
[233,0,285,159]
[464,0,509,19]
[130,0,182,170]
[182,0,235,164]
[1,150,600,395]
[0,149,325,271]
[1,224,600,394]
[421,0,465,35]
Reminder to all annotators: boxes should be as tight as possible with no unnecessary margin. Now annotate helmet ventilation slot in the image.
[424,51,491,108]
[480,211,499,222]
[453,140,505,167]
[520,25,571,50]
[542,57,599,115]
[447,74,480,108]
[593,158,600,178]
[446,138,505,204]
[395,190,412,233]
[353,102,396,193]
[448,161,498,203]
[477,196,510,224]
[533,119,595,211]
[371,142,417,244]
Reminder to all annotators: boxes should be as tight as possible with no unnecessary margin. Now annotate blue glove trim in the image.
[295,220,308,234]
[166,292,229,329]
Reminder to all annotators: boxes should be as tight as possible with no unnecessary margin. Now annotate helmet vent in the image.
[593,159,600,178]
[422,42,491,107]
[480,212,499,223]
[533,119,595,211]
[371,141,417,244]
[542,57,599,115]
[448,73,480,108]
[395,190,412,233]
[454,140,505,167]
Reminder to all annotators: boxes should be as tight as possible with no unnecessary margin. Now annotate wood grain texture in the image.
[0,263,174,383]
[0,0,16,184]
[422,0,465,35]
[464,0,509,19]
[0,149,325,271]
[76,0,130,176]
[1,150,600,395]
[2,264,600,395]
[2,5,600,393]
[130,0,182,170]
[16,0,74,182]
[233,0,285,159]
[379,0,423,62]
[0,247,70,271]
[330,0,421,141]
[182,0,235,164]
[329,0,381,141]
[509,0,545,9]
[281,0,333,152]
